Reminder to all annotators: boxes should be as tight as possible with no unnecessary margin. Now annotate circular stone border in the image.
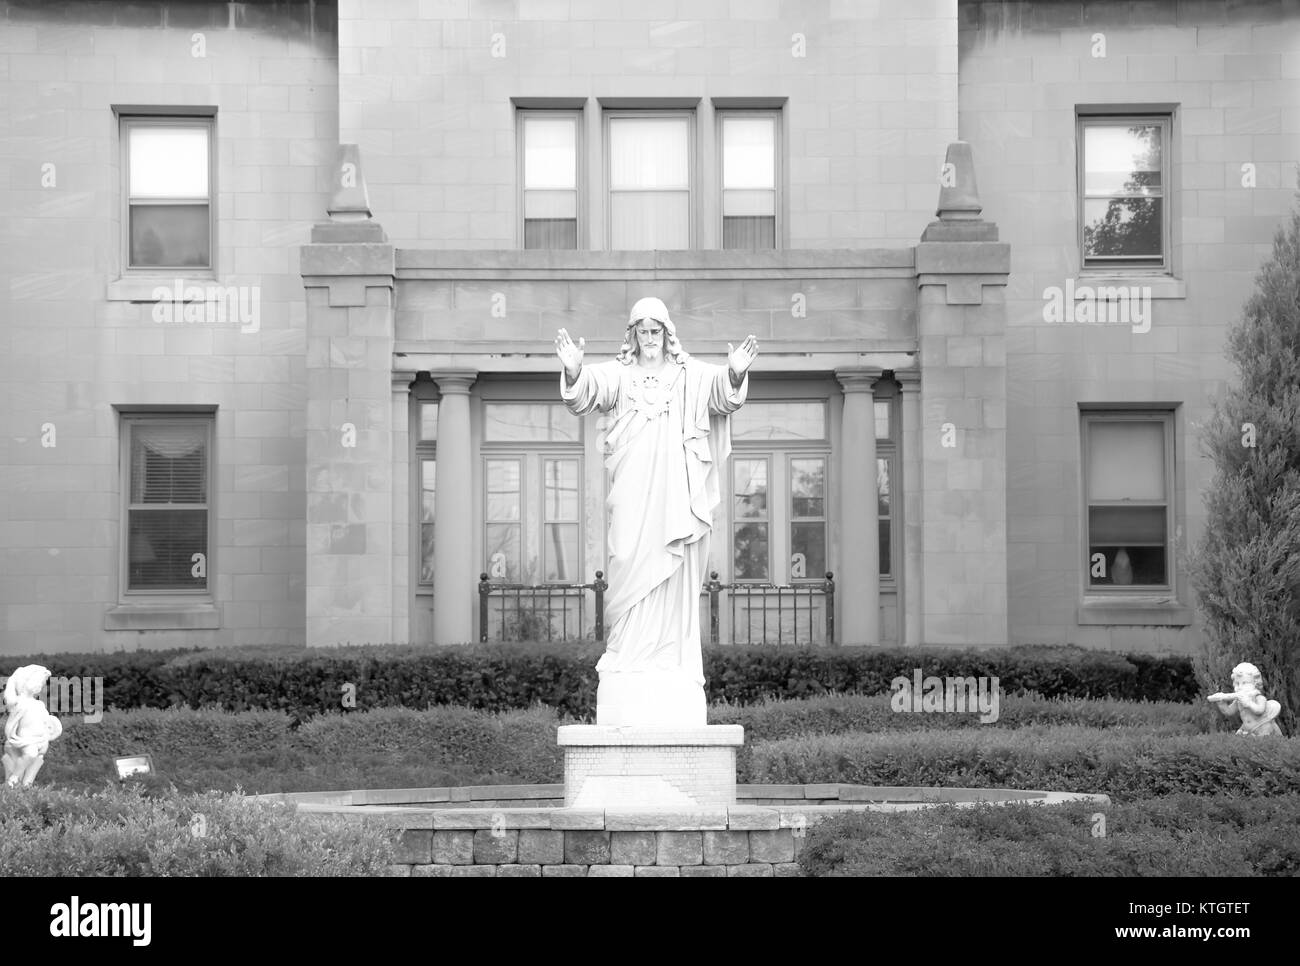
[251,784,1110,877]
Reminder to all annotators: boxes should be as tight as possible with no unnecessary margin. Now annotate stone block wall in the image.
[338,0,960,249]
[0,0,337,654]
[959,0,1300,651]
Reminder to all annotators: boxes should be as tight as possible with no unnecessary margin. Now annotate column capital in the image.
[428,371,478,395]
[835,367,883,394]
[895,369,921,392]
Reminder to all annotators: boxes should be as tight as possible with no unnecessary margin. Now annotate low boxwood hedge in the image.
[797,793,1300,877]
[749,727,1300,799]
[0,784,396,876]
[4,643,1199,720]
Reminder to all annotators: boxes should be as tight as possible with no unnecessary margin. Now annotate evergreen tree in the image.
[1188,174,1300,737]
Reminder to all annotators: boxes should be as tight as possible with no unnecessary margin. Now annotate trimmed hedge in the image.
[0,784,396,876]
[748,727,1300,799]
[4,643,1198,720]
[797,793,1300,877]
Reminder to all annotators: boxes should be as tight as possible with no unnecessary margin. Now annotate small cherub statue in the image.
[3,665,64,786]
[1207,662,1283,737]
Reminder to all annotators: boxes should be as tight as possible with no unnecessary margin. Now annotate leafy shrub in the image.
[797,793,1300,877]
[5,643,1198,719]
[748,727,1300,800]
[0,784,396,876]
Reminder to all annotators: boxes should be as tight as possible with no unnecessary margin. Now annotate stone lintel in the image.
[395,248,915,277]
[556,724,744,747]
[834,366,884,393]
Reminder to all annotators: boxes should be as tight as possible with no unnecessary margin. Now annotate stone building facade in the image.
[1,0,1296,656]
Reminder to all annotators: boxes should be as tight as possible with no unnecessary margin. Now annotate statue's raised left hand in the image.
[727,334,759,382]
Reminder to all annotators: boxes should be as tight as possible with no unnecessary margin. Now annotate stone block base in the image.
[556,725,744,809]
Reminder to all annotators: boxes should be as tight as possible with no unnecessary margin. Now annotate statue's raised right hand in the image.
[556,328,585,380]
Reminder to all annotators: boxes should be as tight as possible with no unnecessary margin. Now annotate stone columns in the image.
[896,369,923,646]
[430,372,477,645]
[912,141,1010,646]
[835,368,881,646]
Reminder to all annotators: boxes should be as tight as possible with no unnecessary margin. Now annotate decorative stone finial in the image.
[312,144,386,242]
[921,141,998,242]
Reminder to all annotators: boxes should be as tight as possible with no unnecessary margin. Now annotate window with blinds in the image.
[1082,411,1173,589]
[124,417,211,592]
[607,113,692,250]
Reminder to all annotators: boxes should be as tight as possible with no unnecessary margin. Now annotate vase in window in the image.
[1112,547,1133,585]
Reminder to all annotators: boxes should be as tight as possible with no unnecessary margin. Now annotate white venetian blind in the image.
[1087,421,1164,501]
[609,116,690,250]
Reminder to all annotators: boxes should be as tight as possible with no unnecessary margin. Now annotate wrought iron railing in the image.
[478,571,606,643]
[704,571,835,646]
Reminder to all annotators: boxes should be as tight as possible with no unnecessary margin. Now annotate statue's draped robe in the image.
[562,357,746,685]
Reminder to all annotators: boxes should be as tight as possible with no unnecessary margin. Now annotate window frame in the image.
[478,397,585,585]
[1076,112,1173,276]
[118,411,215,600]
[415,395,439,589]
[875,387,899,588]
[716,108,781,251]
[731,397,833,585]
[119,113,217,275]
[516,107,585,251]
[604,109,696,251]
[1080,409,1176,595]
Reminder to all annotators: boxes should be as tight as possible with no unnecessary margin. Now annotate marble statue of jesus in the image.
[556,297,759,726]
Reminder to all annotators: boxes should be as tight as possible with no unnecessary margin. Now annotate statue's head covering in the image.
[617,296,689,365]
[3,665,51,710]
[628,296,671,326]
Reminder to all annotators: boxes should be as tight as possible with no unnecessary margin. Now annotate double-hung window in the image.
[719,111,778,249]
[1081,411,1174,590]
[122,115,215,271]
[607,112,692,250]
[417,400,438,586]
[1077,114,1171,273]
[122,414,213,595]
[519,111,581,249]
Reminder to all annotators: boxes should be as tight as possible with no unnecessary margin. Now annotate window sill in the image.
[1076,595,1191,626]
[107,275,219,302]
[105,601,220,631]
[1075,274,1185,299]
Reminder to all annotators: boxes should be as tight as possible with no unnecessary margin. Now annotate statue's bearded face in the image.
[634,319,664,360]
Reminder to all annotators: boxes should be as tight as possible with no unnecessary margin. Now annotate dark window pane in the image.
[420,459,435,583]
[1088,505,1166,545]
[524,219,578,249]
[791,522,825,579]
[733,522,769,579]
[128,509,207,590]
[129,204,210,268]
[1083,197,1163,259]
[130,424,206,504]
[878,519,891,576]
[1088,545,1166,586]
[420,524,435,583]
[723,216,775,249]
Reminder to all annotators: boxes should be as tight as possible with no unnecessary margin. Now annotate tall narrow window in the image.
[417,402,437,585]
[720,112,777,249]
[123,117,213,270]
[543,458,579,581]
[521,112,579,249]
[123,416,211,593]
[733,457,771,580]
[1078,115,1170,272]
[485,458,523,581]
[790,457,826,580]
[608,114,691,250]
[1082,412,1174,588]
[875,395,897,579]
